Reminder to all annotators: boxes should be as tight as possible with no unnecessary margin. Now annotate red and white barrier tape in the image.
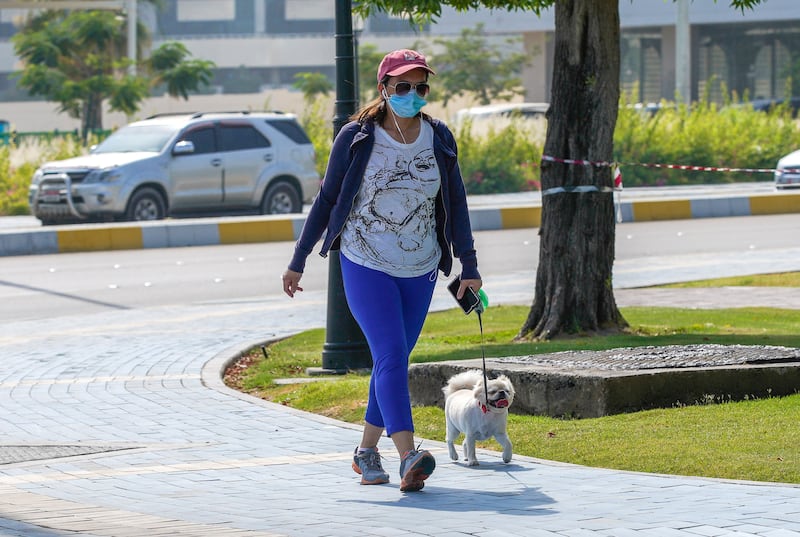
[538,154,800,222]
[541,154,797,175]
[539,157,623,195]
[539,154,798,205]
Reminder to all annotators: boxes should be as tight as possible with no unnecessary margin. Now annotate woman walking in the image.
[281,49,481,492]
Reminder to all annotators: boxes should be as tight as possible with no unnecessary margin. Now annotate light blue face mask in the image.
[386,91,427,118]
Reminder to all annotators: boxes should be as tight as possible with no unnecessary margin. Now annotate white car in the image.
[454,102,549,124]
[774,149,800,190]
[28,111,320,225]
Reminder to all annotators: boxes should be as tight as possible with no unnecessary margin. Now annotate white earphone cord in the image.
[383,88,408,144]
[391,112,407,144]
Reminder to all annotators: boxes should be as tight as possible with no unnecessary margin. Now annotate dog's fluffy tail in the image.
[442,369,484,398]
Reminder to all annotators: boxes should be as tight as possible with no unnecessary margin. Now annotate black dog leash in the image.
[476,308,489,410]
[449,277,490,409]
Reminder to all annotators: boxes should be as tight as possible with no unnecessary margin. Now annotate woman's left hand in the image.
[457,278,482,299]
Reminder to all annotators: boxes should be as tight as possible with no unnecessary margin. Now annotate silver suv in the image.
[28,111,320,225]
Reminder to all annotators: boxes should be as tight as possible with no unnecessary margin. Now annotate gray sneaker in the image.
[399,449,435,492]
[352,447,390,485]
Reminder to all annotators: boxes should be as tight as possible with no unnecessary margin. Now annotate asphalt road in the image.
[1,213,798,323]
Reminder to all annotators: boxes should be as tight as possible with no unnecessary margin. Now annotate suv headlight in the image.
[83,168,123,184]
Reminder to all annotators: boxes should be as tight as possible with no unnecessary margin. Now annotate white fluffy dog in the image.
[442,369,515,466]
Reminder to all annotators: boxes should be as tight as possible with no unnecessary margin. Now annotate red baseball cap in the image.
[377,49,435,82]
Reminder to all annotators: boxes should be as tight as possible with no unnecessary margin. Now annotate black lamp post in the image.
[309,0,371,374]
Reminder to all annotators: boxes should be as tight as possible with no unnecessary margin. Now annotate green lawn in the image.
[227,272,800,484]
[659,272,800,288]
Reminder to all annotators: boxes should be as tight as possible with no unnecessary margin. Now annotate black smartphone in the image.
[447,277,481,314]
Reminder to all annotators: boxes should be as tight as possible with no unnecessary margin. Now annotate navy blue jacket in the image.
[288,117,479,280]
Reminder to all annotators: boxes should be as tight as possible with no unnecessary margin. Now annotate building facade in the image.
[0,0,798,105]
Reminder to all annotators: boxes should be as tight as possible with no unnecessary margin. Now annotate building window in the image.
[775,39,793,97]
[177,0,236,21]
[285,0,333,20]
[697,43,728,103]
[621,32,662,104]
[157,0,255,37]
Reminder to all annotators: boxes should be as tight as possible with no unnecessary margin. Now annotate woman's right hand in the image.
[281,269,304,298]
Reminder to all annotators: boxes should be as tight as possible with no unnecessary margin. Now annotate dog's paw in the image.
[466,459,480,467]
[447,446,459,461]
[503,455,512,463]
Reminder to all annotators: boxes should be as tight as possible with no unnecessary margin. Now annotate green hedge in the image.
[614,93,800,186]
[454,117,543,194]
[1,137,88,216]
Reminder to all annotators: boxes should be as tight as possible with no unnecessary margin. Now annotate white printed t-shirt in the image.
[340,120,442,277]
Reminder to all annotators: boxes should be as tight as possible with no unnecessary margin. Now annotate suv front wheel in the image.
[125,187,166,221]
[261,180,301,214]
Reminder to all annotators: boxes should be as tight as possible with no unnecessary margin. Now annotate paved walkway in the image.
[1,283,799,537]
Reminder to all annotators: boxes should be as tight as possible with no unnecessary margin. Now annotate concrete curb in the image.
[2,190,799,257]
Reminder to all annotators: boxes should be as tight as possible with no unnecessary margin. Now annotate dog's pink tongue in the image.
[495,399,509,408]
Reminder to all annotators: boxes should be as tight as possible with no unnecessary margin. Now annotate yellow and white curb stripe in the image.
[1,191,798,257]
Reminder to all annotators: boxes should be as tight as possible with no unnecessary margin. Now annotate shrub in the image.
[614,89,800,186]
[0,137,86,216]
[454,116,544,194]
[299,98,333,179]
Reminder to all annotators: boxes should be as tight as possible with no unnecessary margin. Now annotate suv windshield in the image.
[93,125,179,154]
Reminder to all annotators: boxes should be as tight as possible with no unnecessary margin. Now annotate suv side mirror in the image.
[173,140,195,155]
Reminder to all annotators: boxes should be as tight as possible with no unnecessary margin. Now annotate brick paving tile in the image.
[0,286,798,536]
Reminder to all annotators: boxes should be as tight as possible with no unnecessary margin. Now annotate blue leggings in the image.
[340,254,437,436]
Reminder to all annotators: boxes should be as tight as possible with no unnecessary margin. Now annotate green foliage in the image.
[354,1,550,25]
[357,43,386,105]
[353,0,763,25]
[292,72,334,104]
[107,74,150,116]
[614,88,800,186]
[13,10,125,125]
[298,99,333,178]
[12,9,215,136]
[147,42,215,100]
[419,23,529,106]
[0,145,23,215]
[454,116,543,194]
[0,137,88,216]
[307,90,798,194]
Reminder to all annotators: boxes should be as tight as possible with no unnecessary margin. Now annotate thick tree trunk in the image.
[517,0,627,341]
